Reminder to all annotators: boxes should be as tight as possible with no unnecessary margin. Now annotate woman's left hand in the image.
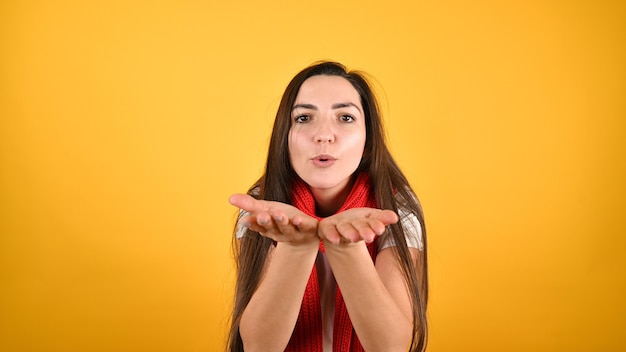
[318,208,399,245]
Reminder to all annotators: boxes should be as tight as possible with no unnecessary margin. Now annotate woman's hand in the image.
[318,208,399,245]
[229,194,319,246]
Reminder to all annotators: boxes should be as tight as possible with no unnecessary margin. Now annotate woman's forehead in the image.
[295,75,361,107]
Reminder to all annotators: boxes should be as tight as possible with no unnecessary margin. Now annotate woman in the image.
[227,61,427,352]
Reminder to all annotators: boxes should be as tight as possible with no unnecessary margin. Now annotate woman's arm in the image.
[240,241,319,352]
[229,194,320,352]
[319,208,416,352]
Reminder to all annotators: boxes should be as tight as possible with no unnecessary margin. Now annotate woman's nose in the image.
[315,120,335,143]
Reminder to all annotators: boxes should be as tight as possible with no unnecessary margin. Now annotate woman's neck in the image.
[311,177,356,217]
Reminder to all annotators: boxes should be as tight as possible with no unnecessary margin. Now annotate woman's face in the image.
[288,75,366,199]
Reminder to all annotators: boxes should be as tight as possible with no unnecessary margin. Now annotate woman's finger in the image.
[256,212,272,226]
[319,221,341,245]
[292,215,318,234]
[229,194,269,214]
[336,221,361,243]
[351,219,378,243]
[270,210,298,238]
[370,209,399,225]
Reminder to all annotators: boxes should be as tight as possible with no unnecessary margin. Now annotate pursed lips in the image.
[311,154,337,167]
[313,154,336,161]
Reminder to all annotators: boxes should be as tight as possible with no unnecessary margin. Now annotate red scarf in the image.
[285,173,377,352]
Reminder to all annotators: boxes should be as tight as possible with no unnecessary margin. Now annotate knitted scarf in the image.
[285,173,377,352]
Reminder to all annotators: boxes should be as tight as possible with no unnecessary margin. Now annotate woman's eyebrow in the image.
[332,102,361,113]
[292,103,317,111]
[292,102,361,113]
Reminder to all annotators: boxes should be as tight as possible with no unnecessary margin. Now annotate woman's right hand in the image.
[229,194,319,246]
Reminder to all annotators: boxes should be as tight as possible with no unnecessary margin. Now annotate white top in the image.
[236,208,423,351]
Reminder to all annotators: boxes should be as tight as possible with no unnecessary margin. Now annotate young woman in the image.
[227,61,427,352]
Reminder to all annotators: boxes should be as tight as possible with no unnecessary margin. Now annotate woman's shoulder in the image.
[376,207,423,251]
[376,190,424,251]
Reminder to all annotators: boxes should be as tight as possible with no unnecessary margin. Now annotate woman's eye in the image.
[294,115,310,123]
[340,114,355,122]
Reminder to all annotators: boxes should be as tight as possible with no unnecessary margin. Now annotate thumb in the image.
[373,209,399,225]
[229,194,259,212]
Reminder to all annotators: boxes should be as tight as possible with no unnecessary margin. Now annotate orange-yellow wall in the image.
[1,0,624,351]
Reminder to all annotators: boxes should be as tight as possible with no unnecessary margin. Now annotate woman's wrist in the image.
[321,239,367,254]
[277,237,320,253]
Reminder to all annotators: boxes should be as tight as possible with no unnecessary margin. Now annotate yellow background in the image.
[1,0,624,351]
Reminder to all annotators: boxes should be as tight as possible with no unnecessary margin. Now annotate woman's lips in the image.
[311,154,337,167]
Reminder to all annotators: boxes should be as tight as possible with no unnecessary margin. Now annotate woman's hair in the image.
[227,61,428,352]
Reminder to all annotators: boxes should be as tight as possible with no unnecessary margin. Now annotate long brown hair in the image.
[227,61,428,351]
